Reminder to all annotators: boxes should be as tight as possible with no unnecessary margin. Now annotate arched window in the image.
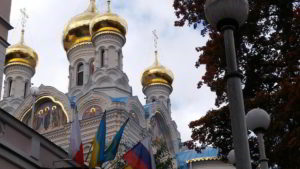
[90,59,95,75]
[24,81,28,98]
[151,96,156,103]
[100,49,105,67]
[8,79,12,97]
[77,63,84,86]
[83,105,102,119]
[118,50,122,69]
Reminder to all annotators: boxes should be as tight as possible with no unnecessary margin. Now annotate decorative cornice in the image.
[186,157,220,163]
[4,62,35,75]
[67,42,94,61]
[0,16,13,30]
[92,31,125,45]
[143,83,173,93]
[0,36,10,47]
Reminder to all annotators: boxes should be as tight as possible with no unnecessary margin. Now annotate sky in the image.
[7,0,216,142]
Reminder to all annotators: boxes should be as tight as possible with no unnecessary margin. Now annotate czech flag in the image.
[69,104,84,165]
[124,137,156,169]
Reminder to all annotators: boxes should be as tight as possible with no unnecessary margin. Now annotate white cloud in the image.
[7,0,216,142]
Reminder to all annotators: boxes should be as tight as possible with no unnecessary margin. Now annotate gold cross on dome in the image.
[20,8,29,30]
[152,29,159,51]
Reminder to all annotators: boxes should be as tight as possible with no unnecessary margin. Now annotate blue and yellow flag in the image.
[89,111,106,168]
[104,118,129,162]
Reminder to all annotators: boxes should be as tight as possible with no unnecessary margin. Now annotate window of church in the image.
[90,59,95,75]
[8,79,12,97]
[101,49,105,67]
[82,105,102,119]
[24,81,28,98]
[77,63,84,86]
[118,50,122,69]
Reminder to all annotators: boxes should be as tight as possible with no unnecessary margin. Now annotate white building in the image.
[0,1,235,168]
[0,0,181,162]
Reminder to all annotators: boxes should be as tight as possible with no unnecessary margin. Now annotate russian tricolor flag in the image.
[124,137,156,169]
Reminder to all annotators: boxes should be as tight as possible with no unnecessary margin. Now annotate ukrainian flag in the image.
[104,118,129,161]
[89,111,106,168]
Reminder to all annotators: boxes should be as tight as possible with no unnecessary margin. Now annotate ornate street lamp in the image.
[227,149,236,166]
[246,108,270,169]
[204,0,251,169]
[30,87,39,128]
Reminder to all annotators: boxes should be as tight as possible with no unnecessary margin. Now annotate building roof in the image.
[176,147,219,169]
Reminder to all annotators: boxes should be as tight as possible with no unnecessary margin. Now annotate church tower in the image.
[141,31,174,112]
[63,0,98,96]
[0,9,38,113]
[141,31,180,153]
[89,0,132,97]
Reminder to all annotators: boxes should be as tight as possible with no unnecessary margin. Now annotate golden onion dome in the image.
[141,53,174,89]
[5,30,38,69]
[90,7,128,38]
[62,0,97,52]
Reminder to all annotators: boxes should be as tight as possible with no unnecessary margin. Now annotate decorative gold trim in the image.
[142,83,172,91]
[186,157,220,163]
[91,30,125,41]
[20,95,70,122]
[66,41,93,54]
[5,62,34,70]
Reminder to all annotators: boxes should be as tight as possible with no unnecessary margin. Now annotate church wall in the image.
[144,85,172,110]
[3,64,33,98]
[92,33,125,70]
[67,43,95,94]
[0,157,23,169]
[0,108,77,168]
[0,44,6,98]
[92,87,132,98]
[0,0,12,98]
[42,109,144,160]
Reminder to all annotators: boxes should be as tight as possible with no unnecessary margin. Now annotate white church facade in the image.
[0,0,181,161]
[0,1,235,168]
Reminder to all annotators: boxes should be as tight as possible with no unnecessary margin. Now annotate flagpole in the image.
[85,143,93,162]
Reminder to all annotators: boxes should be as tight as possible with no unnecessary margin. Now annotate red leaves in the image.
[173,0,300,167]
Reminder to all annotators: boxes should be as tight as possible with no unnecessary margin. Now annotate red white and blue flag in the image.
[124,137,156,169]
[69,96,84,165]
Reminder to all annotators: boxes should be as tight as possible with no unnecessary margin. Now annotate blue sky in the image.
[7,0,216,142]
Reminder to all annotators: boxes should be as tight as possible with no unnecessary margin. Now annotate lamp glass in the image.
[204,0,249,28]
[246,108,270,131]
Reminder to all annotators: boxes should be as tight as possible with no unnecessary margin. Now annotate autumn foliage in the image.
[173,0,300,168]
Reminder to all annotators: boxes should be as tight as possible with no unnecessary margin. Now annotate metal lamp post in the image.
[246,108,270,169]
[30,87,39,128]
[227,149,236,166]
[204,0,251,169]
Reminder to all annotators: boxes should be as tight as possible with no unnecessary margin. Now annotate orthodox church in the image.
[0,0,181,161]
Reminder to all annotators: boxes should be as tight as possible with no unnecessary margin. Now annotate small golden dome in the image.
[62,0,97,52]
[141,54,174,89]
[90,11,127,38]
[5,30,38,69]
